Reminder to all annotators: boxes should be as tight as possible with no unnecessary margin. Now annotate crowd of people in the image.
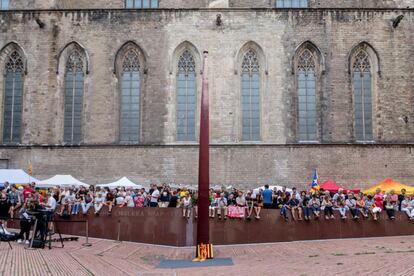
[1,182,414,244]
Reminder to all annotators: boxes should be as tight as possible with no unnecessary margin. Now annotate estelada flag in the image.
[28,161,33,176]
[311,169,320,192]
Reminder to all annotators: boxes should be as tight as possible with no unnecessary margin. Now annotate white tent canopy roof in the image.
[37,175,90,188]
[96,177,142,189]
[0,169,39,185]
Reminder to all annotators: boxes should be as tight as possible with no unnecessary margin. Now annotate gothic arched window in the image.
[120,49,141,143]
[0,0,9,10]
[353,50,373,141]
[297,49,317,142]
[64,50,84,144]
[3,51,24,143]
[241,49,260,141]
[276,0,308,8]
[176,50,196,141]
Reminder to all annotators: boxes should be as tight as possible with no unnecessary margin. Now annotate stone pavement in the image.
[1,235,414,276]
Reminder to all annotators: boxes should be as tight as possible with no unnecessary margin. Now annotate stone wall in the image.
[1,144,413,189]
[0,10,413,145]
[0,9,413,188]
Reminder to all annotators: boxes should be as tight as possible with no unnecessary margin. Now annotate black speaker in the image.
[30,239,45,248]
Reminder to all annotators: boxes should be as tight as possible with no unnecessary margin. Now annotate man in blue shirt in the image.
[262,184,273,209]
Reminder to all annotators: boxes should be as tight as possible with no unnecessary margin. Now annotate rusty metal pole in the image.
[82,220,92,247]
[195,51,212,259]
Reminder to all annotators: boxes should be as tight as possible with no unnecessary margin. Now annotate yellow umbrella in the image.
[363,178,414,195]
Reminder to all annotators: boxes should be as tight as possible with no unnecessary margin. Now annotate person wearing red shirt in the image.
[372,188,384,220]
[22,185,34,203]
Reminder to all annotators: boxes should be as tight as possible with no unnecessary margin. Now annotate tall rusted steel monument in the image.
[195,51,213,260]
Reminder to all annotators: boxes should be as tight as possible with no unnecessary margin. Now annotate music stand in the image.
[26,218,38,250]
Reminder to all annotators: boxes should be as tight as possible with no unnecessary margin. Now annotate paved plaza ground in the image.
[1,235,414,276]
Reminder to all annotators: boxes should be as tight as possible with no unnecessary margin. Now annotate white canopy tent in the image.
[253,185,293,194]
[96,177,142,189]
[37,175,90,188]
[0,169,38,185]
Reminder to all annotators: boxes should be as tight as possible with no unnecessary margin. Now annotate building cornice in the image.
[0,8,413,13]
[0,143,413,149]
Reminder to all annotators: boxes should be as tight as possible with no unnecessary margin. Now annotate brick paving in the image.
[1,235,414,276]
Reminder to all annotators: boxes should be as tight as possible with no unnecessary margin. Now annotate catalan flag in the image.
[28,161,33,176]
[310,169,320,192]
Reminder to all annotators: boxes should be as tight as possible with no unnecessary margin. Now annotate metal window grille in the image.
[3,51,23,143]
[120,50,141,143]
[241,49,261,141]
[176,50,196,141]
[353,50,373,142]
[63,50,84,144]
[297,49,317,142]
[0,0,9,10]
[125,0,158,8]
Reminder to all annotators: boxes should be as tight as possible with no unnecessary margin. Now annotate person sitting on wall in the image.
[332,188,345,203]
[309,194,321,220]
[115,192,126,208]
[410,196,414,219]
[335,196,348,220]
[384,193,396,220]
[22,184,34,203]
[226,193,237,218]
[235,191,246,219]
[71,193,81,215]
[80,191,94,215]
[346,192,359,219]
[398,189,407,211]
[290,192,302,221]
[272,189,281,209]
[104,188,115,214]
[216,193,228,220]
[58,188,75,217]
[94,193,105,215]
[245,191,255,220]
[209,191,219,218]
[300,191,311,221]
[252,189,262,219]
[388,190,398,209]
[371,188,384,221]
[321,192,334,220]
[355,194,368,218]
[8,185,22,219]
[181,192,192,219]
[400,195,413,219]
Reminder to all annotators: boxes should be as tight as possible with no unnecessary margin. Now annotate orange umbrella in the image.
[362,178,414,195]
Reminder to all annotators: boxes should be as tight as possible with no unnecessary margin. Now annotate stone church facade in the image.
[0,0,413,188]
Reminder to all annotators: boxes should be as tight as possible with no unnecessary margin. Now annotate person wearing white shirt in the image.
[43,194,57,211]
[150,186,160,207]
